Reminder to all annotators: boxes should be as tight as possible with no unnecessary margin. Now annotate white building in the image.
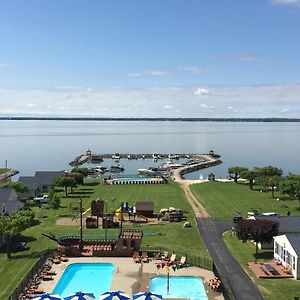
[273,234,300,280]
[0,187,24,216]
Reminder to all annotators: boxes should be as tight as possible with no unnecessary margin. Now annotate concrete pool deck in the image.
[39,257,224,300]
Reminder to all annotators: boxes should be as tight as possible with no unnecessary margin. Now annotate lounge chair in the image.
[178,256,187,267]
[59,255,69,262]
[51,257,61,264]
[133,251,141,263]
[161,251,169,261]
[142,251,149,263]
[170,253,176,263]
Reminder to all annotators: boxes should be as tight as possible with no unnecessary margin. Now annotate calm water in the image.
[0,120,299,179]
[53,263,115,298]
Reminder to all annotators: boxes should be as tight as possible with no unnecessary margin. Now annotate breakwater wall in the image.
[0,169,19,180]
[172,154,222,180]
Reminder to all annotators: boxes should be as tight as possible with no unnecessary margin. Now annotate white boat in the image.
[152,153,161,159]
[138,167,159,175]
[159,160,182,170]
[92,166,108,173]
[110,164,124,172]
[168,154,180,160]
[112,153,120,160]
[138,168,156,175]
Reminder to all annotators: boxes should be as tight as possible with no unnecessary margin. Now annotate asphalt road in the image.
[197,218,264,300]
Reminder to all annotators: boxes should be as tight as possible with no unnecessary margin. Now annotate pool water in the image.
[53,263,115,298]
[112,177,161,183]
[150,276,208,300]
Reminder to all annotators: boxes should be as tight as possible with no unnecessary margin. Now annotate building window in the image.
[293,256,296,270]
[275,242,279,254]
[2,203,6,215]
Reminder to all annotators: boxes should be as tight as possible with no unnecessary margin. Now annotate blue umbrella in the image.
[31,293,62,300]
[133,292,163,300]
[64,291,95,300]
[99,291,130,300]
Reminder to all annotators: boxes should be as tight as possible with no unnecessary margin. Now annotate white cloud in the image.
[54,86,84,90]
[0,83,300,118]
[200,103,215,109]
[177,66,207,74]
[194,88,210,96]
[225,54,269,62]
[127,70,169,77]
[0,63,16,68]
[270,0,300,6]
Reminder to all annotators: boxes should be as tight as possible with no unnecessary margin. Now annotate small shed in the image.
[135,201,154,218]
[86,216,98,228]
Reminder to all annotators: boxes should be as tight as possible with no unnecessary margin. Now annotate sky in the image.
[0,0,300,118]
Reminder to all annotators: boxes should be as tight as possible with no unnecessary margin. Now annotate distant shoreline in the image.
[0,117,300,122]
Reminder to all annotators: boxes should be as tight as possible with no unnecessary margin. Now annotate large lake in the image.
[0,120,299,179]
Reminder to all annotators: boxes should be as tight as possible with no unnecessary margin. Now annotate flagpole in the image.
[167,263,170,293]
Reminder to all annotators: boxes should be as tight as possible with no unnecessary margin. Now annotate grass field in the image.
[0,168,9,175]
[190,181,300,220]
[223,232,300,300]
[0,180,209,299]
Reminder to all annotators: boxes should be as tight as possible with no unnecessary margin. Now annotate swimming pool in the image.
[111,177,163,184]
[53,263,115,298]
[150,276,208,300]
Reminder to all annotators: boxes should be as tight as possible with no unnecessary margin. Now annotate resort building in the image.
[274,234,300,280]
[18,170,65,198]
[0,187,24,216]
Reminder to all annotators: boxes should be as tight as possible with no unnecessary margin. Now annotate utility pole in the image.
[105,199,108,241]
[80,196,83,242]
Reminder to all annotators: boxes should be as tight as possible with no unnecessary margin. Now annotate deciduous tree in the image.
[54,176,77,197]
[228,166,249,183]
[236,219,279,262]
[0,210,35,259]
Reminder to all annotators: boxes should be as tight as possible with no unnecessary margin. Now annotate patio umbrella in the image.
[133,292,163,300]
[64,291,95,300]
[99,291,130,300]
[31,293,62,300]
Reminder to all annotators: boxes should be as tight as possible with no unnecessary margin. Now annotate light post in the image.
[105,199,108,241]
[80,196,83,242]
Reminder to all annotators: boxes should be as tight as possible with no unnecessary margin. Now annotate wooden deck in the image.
[248,261,293,279]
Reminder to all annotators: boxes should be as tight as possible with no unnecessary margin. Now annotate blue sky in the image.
[0,0,299,117]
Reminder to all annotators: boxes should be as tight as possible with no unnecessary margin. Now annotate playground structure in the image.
[85,199,154,229]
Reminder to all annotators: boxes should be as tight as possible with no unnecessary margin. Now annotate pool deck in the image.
[39,257,224,300]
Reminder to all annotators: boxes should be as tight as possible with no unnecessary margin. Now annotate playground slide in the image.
[136,212,148,221]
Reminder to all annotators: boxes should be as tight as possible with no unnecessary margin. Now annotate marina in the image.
[70,151,222,180]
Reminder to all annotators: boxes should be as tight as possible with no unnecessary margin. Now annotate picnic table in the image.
[261,264,276,275]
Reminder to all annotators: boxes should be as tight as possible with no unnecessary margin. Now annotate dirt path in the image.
[179,181,210,218]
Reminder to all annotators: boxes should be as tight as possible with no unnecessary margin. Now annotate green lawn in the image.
[223,232,300,300]
[0,168,9,175]
[0,180,209,299]
[190,182,300,220]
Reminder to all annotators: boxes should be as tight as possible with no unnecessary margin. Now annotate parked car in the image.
[33,195,49,204]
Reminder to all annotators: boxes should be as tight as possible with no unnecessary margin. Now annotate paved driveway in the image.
[196,217,264,300]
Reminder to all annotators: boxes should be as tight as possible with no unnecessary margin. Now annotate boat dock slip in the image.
[69,152,221,166]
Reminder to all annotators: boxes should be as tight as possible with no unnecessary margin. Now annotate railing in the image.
[139,247,213,271]
[7,249,54,300]
[213,263,235,300]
